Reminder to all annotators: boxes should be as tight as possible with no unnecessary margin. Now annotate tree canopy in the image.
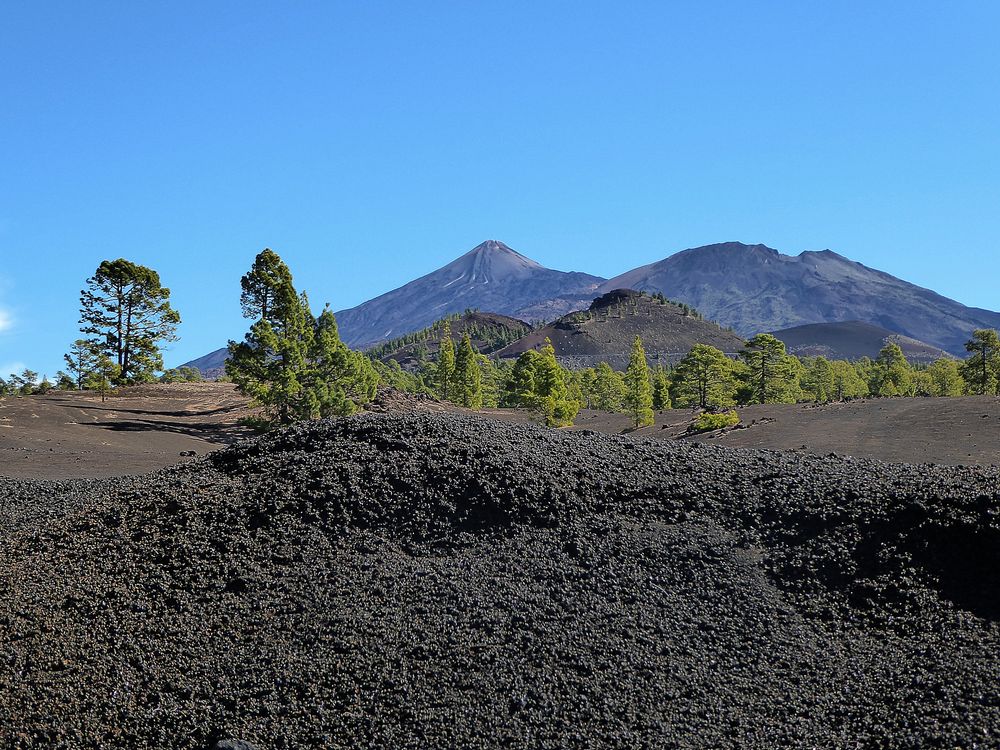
[624,336,654,428]
[226,248,376,425]
[79,259,180,383]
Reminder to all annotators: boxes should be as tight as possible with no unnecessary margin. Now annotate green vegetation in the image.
[501,339,578,426]
[624,336,654,428]
[960,328,1000,395]
[160,366,204,383]
[672,344,737,409]
[739,334,800,404]
[870,342,914,397]
[436,321,456,401]
[689,410,740,433]
[13,254,1000,439]
[366,310,530,360]
[225,249,377,426]
[451,333,484,409]
[79,259,180,384]
[651,365,672,410]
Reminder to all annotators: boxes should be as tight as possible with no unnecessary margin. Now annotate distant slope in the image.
[599,242,1000,356]
[498,289,744,367]
[771,321,950,363]
[179,347,228,380]
[334,240,604,348]
[371,311,531,369]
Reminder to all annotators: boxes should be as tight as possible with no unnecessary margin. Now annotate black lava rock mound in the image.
[1,412,998,748]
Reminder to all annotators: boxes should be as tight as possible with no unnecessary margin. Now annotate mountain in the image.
[598,242,1000,356]
[771,321,950,363]
[334,240,604,348]
[371,311,531,369]
[179,348,229,380]
[497,289,745,368]
[182,241,602,376]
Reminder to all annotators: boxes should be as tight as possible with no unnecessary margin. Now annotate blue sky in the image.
[1,2,998,376]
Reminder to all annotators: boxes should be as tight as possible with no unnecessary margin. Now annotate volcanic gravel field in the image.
[1,412,999,748]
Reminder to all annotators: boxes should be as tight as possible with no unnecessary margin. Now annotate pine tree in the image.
[64,339,97,390]
[451,332,483,408]
[55,371,77,391]
[624,336,654,428]
[870,342,914,397]
[505,350,542,408]
[927,357,964,397]
[802,356,835,402]
[436,321,456,401]
[79,259,180,383]
[304,305,378,417]
[651,365,672,410]
[226,249,313,425]
[960,329,1000,395]
[535,339,578,427]
[739,334,799,404]
[672,344,736,408]
[830,360,869,401]
[85,355,120,402]
[592,362,626,411]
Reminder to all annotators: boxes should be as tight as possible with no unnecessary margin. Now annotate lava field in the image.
[1,412,998,748]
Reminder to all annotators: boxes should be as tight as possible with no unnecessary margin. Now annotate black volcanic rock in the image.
[771,320,950,362]
[599,242,1000,355]
[333,240,604,347]
[1,413,999,747]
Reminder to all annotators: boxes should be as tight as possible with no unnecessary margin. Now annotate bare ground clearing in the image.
[2,384,998,479]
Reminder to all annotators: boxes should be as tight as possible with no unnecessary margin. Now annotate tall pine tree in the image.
[79,259,180,383]
[436,321,456,401]
[226,250,312,424]
[227,251,377,425]
[651,365,672,410]
[739,334,799,404]
[961,329,1000,395]
[451,332,483,408]
[624,336,654,428]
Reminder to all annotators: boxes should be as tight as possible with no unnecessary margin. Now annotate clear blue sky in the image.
[1,2,998,376]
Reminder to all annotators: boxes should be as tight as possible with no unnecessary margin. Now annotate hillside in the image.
[498,289,744,366]
[370,310,531,368]
[771,321,950,363]
[333,240,603,348]
[599,242,1000,356]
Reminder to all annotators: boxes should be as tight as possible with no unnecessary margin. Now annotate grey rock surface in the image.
[599,242,1000,355]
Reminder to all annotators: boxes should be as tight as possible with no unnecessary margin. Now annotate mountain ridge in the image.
[598,242,1000,355]
[179,239,1000,373]
[332,240,604,348]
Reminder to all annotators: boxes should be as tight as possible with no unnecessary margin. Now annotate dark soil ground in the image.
[3,386,1000,480]
[0,384,252,479]
[572,396,1000,467]
[1,412,998,748]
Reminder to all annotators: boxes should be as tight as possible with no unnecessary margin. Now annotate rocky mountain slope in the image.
[335,240,603,348]
[498,289,744,366]
[2,412,998,747]
[771,320,950,362]
[599,242,1000,356]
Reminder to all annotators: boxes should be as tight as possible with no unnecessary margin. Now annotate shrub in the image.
[689,410,740,433]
